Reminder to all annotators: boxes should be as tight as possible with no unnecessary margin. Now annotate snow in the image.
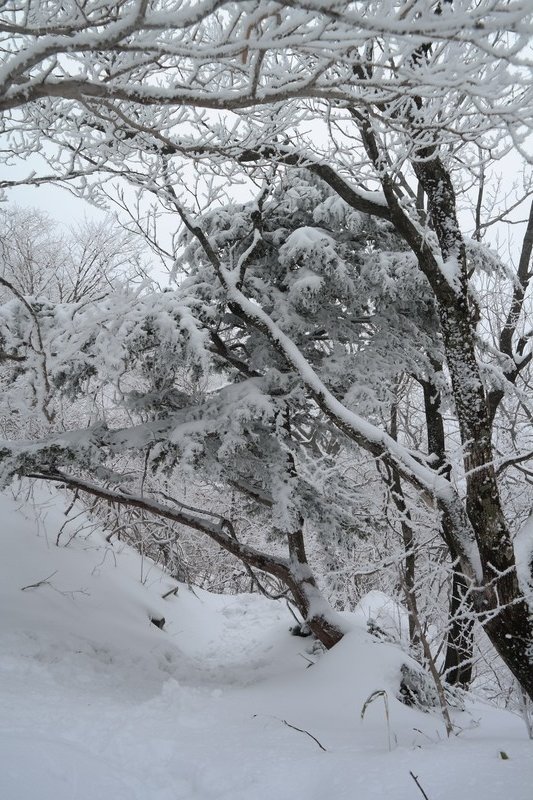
[1,486,532,800]
[439,255,462,293]
[354,589,410,644]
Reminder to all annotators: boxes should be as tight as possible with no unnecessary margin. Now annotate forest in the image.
[0,3,533,798]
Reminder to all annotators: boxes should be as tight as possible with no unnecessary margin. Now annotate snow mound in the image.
[354,588,410,642]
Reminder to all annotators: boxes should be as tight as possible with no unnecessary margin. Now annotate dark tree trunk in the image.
[386,401,420,650]
[286,526,344,649]
[443,567,474,687]
[413,155,533,699]
[421,371,475,688]
[281,419,346,650]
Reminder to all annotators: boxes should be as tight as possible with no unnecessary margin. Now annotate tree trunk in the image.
[443,567,474,687]
[421,372,475,688]
[286,526,344,649]
[413,155,533,699]
[385,400,420,650]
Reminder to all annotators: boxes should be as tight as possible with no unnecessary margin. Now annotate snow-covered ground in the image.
[1,486,531,800]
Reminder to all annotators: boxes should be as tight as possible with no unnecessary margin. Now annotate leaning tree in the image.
[1,0,533,695]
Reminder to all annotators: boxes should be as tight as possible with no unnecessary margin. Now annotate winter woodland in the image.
[1,1,533,789]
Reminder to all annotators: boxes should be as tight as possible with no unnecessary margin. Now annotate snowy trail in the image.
[1,488,532,800]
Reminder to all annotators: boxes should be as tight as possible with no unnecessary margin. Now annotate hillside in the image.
[0,485,531,800]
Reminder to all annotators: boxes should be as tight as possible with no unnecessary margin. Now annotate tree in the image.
[0,0,532,696]
[0,206,145,302]
[0,205,148,433]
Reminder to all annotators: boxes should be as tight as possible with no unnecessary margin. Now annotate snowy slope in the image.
[0,485,532,800]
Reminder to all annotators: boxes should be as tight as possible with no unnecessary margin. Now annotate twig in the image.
[410,771,430,800]
[20,570,58,591]
[286,600,303,624]
[252,714,327,751]
[413,727,436,743]
[281,719,327,752]
[161,585,179,599]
